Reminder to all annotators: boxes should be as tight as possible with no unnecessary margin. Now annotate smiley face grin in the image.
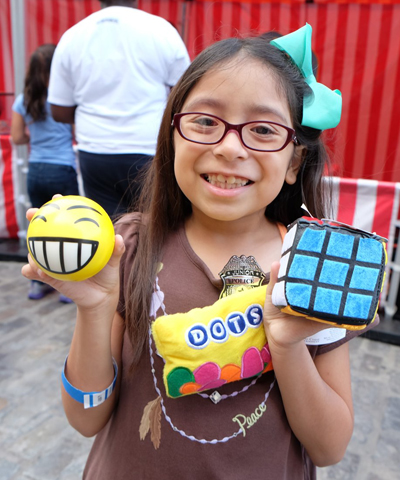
[203,174,252,189]
[28,237,99,275]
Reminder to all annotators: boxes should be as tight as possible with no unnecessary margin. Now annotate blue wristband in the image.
[61,356,118,409]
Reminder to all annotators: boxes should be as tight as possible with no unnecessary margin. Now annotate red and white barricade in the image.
[0,135,19,239]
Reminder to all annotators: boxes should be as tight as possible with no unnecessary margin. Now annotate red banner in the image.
[184,2,400,182]
[192,0,400,3]
[1,1,400,183]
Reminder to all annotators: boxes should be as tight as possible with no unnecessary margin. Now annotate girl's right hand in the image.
[21,205,125,313]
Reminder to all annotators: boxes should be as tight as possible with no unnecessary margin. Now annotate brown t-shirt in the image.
[83,214,378,480]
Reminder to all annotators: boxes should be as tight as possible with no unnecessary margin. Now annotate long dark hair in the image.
[23,44,56,122]
[125,35,333,365]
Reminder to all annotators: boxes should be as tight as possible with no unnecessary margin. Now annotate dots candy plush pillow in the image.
[151,286,273,399]
[272,217,387,330]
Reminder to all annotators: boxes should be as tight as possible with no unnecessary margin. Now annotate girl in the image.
[22,25,377,479]
[12,44,79,302]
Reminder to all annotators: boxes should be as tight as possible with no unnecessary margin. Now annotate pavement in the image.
[0,260,399,480]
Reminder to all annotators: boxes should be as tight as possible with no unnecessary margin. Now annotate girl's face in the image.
[173,57,302,227]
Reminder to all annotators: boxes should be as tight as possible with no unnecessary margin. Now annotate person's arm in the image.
[21,204,126,437]
[61,310,125,437]
[263,263,354,467]
[50,104,77,124]
[164,24,191,88]
[48,31,77,124]
[10,111,30,145]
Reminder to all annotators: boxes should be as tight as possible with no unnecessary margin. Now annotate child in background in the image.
[22,25,378,479]
[12,44,79,302]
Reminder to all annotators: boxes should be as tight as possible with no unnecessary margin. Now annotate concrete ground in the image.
[0,260,399,480]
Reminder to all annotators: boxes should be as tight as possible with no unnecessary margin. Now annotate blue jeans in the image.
[27,162,79,208]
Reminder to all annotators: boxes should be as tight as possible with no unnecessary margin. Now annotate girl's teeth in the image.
[206,174,248,189]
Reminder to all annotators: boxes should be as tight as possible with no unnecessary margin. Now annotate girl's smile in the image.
[201,173,252,190]
[173,56,302,227]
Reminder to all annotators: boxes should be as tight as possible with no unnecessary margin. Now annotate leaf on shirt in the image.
[139,396,162,449]
[150,395,161,449]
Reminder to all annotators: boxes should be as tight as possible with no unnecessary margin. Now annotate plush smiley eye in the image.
[32,215,47,223]
[32,202,61,223]
[67,205,102,214]
[74,218,100,227]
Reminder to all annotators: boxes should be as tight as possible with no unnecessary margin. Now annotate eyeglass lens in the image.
[179,113,291,151]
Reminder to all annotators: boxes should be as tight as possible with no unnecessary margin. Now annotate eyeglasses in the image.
[172,112,298,152]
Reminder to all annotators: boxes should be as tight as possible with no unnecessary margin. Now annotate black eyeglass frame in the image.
[172,112,299,152]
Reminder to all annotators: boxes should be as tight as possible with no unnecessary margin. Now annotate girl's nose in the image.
[212,130,249,161]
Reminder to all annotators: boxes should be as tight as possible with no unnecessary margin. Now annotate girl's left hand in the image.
[263,262,334,350]
[21,202,125,313]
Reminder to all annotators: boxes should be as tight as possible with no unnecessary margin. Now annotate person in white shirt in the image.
[48,0,190,217]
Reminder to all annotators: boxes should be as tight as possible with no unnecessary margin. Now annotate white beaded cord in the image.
[196,373,261,401]
[153,276,168,318]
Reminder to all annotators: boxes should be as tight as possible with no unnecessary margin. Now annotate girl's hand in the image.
[22,234,125,310]
[21,200,125,312]
[263,262,333,350]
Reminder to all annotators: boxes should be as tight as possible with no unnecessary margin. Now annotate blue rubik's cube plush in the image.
[272,217,387,330]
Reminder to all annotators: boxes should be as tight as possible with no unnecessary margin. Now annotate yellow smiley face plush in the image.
[27,196,115,281]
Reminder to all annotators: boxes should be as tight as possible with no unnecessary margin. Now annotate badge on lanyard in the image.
[219,255,265,299]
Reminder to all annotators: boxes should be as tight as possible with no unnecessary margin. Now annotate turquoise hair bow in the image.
[270,23,342,131]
